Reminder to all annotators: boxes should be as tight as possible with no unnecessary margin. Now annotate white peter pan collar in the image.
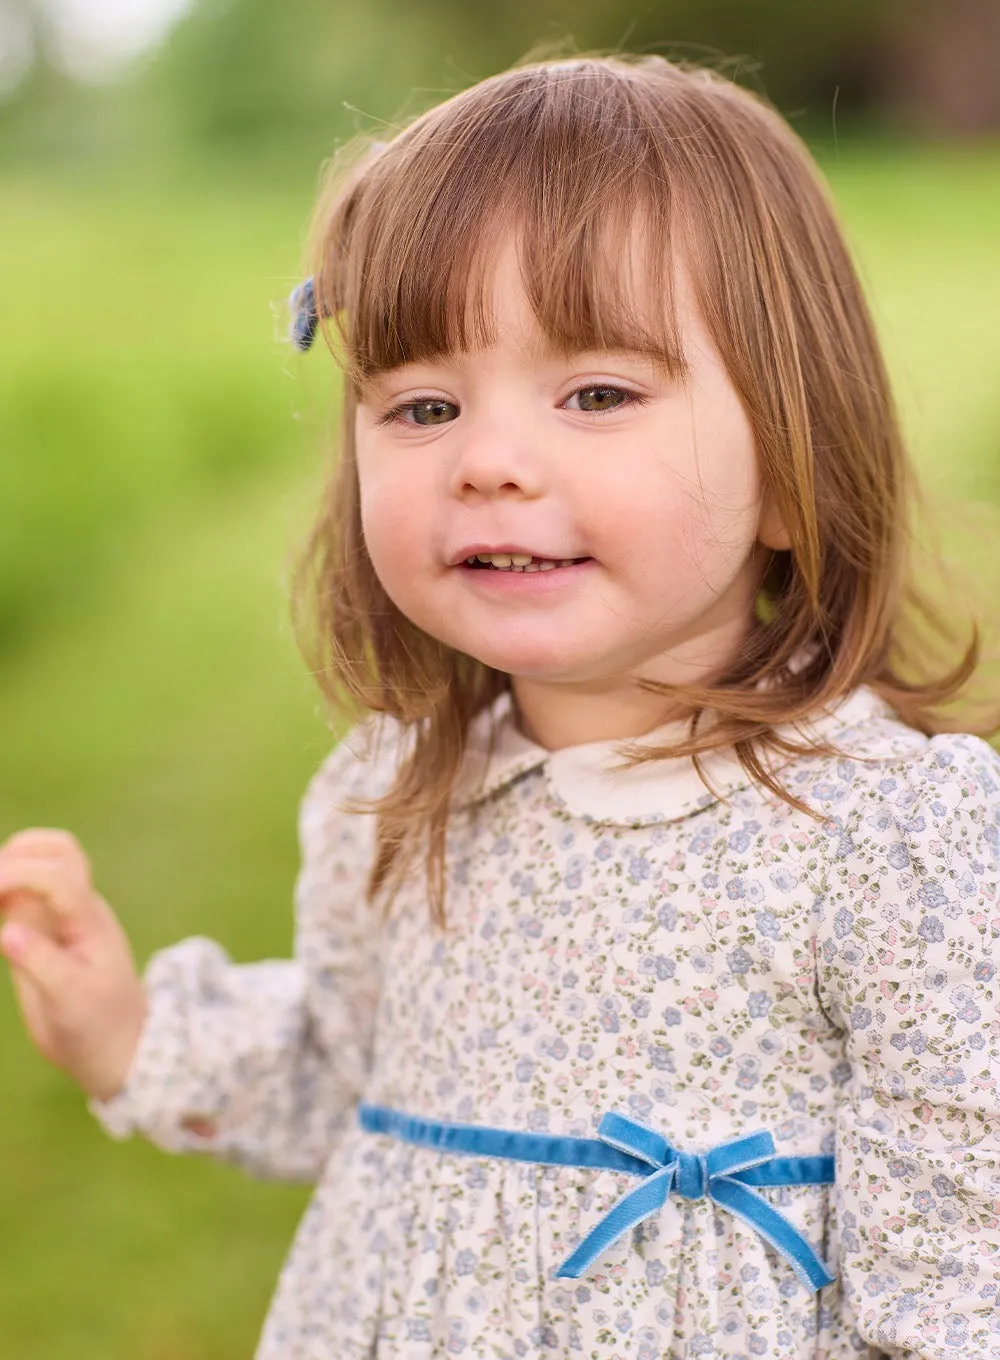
[451,685,902,824]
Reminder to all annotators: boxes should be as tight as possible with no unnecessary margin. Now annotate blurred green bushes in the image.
[0,178,333,651]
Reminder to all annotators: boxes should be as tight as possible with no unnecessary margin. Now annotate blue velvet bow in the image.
[557,1111,835,1290]
[288,276,319,352]
[357,1102,835,1290]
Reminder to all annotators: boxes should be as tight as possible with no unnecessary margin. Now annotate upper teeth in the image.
[467,553,580,572]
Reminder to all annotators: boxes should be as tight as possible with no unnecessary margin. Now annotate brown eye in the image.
[401,399,458,426]
[570,386,631,413]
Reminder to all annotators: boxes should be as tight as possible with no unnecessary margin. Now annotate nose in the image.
[448,416,545,502]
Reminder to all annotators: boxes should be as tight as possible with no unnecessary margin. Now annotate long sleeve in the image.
[818,733,1000,1357]
[89,724,390,1181]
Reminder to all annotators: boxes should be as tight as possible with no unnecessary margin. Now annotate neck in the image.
[511,678,694,750]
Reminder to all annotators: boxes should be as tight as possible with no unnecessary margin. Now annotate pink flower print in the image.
[884,1216,905,1233]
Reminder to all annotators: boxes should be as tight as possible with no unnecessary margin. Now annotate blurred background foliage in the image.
[1,1,999,1355]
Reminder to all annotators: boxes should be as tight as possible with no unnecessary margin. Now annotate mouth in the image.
[462,552,592,573]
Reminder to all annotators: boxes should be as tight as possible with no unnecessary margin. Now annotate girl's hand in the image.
[0,829,146,1102]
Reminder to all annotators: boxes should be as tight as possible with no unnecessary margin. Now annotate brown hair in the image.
[289,52,995,924]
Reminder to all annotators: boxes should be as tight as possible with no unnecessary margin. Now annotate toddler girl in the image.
[2,53,999,1360]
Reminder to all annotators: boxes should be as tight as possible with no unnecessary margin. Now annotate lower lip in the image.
[456,561,595,593]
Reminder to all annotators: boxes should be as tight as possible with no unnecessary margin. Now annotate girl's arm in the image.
[820,733,1000,1358]
[88,727,386,1181]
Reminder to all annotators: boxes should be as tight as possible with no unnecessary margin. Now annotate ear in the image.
[757,486,792,551]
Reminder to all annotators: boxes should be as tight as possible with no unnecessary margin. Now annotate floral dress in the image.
[92,686,1000,1359]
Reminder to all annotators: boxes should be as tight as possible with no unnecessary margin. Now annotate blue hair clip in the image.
[288,276,319,352]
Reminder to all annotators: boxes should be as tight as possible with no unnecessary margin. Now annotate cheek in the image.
[596,434,760,586]
[358,470,426,595]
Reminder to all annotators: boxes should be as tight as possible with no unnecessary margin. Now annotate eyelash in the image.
[374,385,649,428]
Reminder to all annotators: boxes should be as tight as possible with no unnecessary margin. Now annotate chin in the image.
[453,637,593,680]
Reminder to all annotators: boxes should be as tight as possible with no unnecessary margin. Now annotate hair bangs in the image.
[313,61,690,389]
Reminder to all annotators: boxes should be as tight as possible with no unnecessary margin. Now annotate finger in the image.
[0,919,70,998]
[0,829,89,871]
[0,857,89,928]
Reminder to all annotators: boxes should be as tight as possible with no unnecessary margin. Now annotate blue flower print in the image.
[650,1045,675,1072]
[728,946,753,975]
[886,842,910,869]
[627,853,652,884]
[747,991,772,1018]
[446,1317,469,1352]
[640,953,676,981]
[628,1092,653,1119]
[918,915,945,943]
[950,987,982,1024]
[755,909,781,940]
[657,902,677,931]
[927,1065,966,1088]
[918,881,948,909]
[833,906,854,938]
[662,1006,682,1027]
[735,1056,761,1090]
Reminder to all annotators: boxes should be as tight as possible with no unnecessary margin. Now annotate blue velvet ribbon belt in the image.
[358,1103,836,1291]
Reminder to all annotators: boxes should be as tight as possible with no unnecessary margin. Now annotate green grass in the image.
[1,142,999,1356]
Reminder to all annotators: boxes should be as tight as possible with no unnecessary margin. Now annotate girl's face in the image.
[354,237,786,739]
